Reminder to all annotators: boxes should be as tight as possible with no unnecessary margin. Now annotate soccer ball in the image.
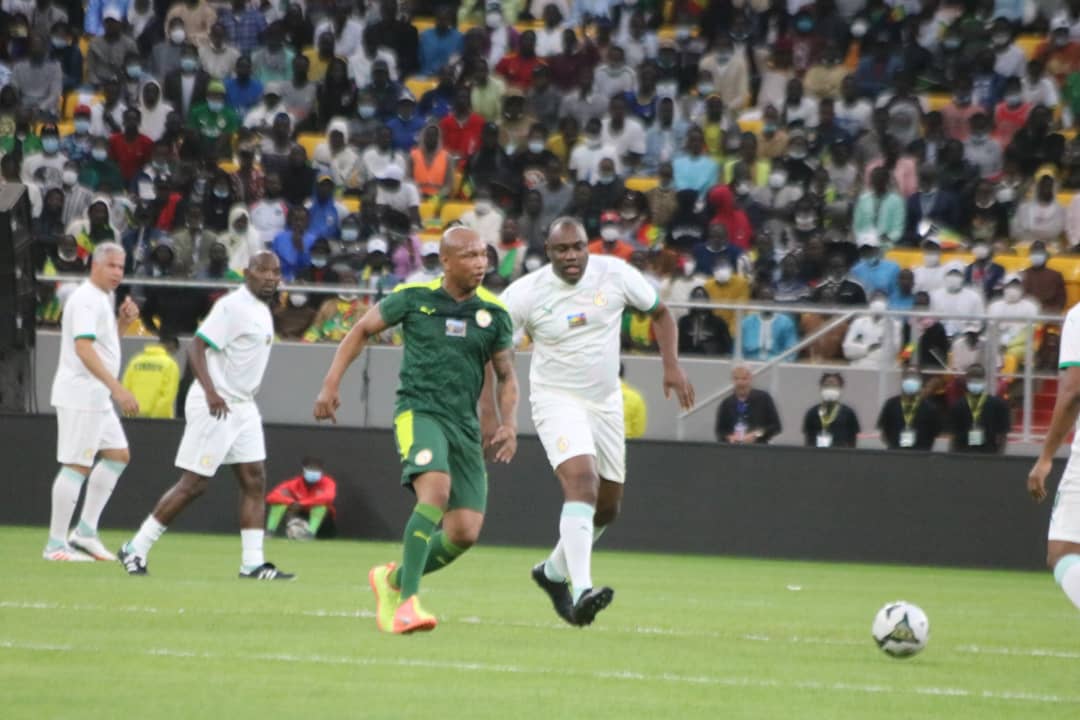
[285,517,314,541]
[871,601,929,658]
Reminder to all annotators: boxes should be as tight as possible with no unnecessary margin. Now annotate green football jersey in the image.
[379,279,513,430]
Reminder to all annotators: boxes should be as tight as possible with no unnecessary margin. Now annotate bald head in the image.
[249,250,280,272]
[245,250,282,301]
[439,225,488,296]
[441,225,480,256]
[732,365,753,398]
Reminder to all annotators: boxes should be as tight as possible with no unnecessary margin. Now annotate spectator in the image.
[13,36,61,119]
[50,21,84,93]
[359,126,407,191]
[218,0,267,55]
[459,186,504,247]
[646,161,678,229]
[536,155,572,232]
[121,336,181,419]
[166,0,217,47]
[891,268,916,311]
[469,58,507,123]
[740,287,797,360]
[85,0,129,37]
[569,117,619,184]
[715,365,782,444]
[842,291,901,368]
[419,66,456,120]
[405,241,444,283]
[153,16,189,78]
[199,22,240,80]
[188,80,239,159]
[561,64,608,129]
[949,363,1011,454]
[707,185,752,251]
[20,123,66,187]
[307,175,348,241]
[620,363,647,439]
[673,126,719,197]
[963,112,1004,180]
[315,0,365,59]
[593,45,636,100]
[911,238,946,293]
[678,285,732,356]
[965,241,1006,301]
[363,0,419,78]
[138,81,173,142]
[493,217,527,281]
[386,92,424,152]
[224,55,263,116]
[219,205,260,275]
[702,260,750,333]
[283,54,317,126]
[108,108,153,184]
[525,65,561,132]
[251,23,294,85]
[273,205,316,281]
[809,255,867,306]
[877,367,941,450]
[852,166,905,247]
[139,239,213,334]
[87,6,138,86]
[987,274,1041,375]
[78,136,125,192]
[419,4,463,77]
[163,43,210,118]
[357,236,403,299]
[1023,240,1067,313]
[463,122,513,195]
[929,263,986,338]
[439,88,486,165]
[602,94,647,170]
[642,96,681,174]
[904,165,963,244]
[588,211,634,260]
[1013,174,1066,247]
[408,124,453,200]
[372,165,422,230]
[850,234,901,302]
[265,457,338,540]
[802,372,860,448]
[250,171,289,249]
[516,190,547,252]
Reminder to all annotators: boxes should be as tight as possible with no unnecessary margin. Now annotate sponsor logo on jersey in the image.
[445,318,467,337]
[475,309,492,328]
[567,312,587,328]
[419,305,436,315]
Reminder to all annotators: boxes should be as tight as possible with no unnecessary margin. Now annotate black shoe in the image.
[531,562,574,625]
[117,544,148,576]
[238,562,295,580]
[571,586,614,627]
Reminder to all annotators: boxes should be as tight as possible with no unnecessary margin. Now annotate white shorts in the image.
[1049,456,1080,543]
[175,390,265,476]
[55,406,128,465]
[532,391,626,484]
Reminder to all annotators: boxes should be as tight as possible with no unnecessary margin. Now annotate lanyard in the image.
[818,403,840,430]
[901,397,920,429]
[966,393,987,424]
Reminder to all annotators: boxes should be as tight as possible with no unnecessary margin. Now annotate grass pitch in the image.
[2,526,1080,719]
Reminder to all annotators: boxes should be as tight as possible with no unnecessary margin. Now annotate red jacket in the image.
[266,474,338,513]
[108,132,154,183]
[439,112,486,164]
[495,54,544,89]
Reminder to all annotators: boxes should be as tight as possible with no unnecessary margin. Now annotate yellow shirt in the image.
[621,381,647,439]
[302,49,331,83]
[121,345,180,419]
[703,275,750,329]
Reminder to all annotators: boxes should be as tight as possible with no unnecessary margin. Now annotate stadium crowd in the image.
[3,0,1075,390]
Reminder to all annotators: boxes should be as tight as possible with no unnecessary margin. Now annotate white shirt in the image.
[929,286,986,337]
[912,264,948,293]
[987,295,1041,347]
[835,98,873,135]
[193,285,274,403]
[51,280,120,411]
[568,141,621,182]
[535,26,566,57]
[459,208,504,248]
[249,199,288,250]
[375,181,421,213]
[842,315,901,369]
[315,18,366,59]
[501,255,659,404]
[601,117,647,158]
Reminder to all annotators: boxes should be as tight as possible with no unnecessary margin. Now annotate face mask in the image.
[601,226,619,241]
[954,93,971,106]
[795,213,816,231]
[697,82,714,96]
[58,249,78,262]
[92,148,108,162]
[763,122,777,136]
[289,292,308,306]
[181,57,198,73]
[41,137,59,154]
[341,227,359,242]
[74,119,90,133]
[358,104,376,118]
[945,274,964,292]
[586,135,602,149]
[1005,93,1022,107]
[311,255,328,268]
[52,36,68,49]
[207,99,224,113]
[923,251,941,268]
[127,64,142,78]
[213,187,229,199]
[62,169,78,186]
[303,468,321,483]
[474,200,492,215]
[1031,252,1048,267]
[682,259,696,277]
[869,298,888,313]
[1004,285,1022,302]
[713,265,732,283]
[996,186,1016,203]
[597,172,615,184]
[901,377,922,395]
[963,380,985,395]
[620,210,637,221]
[735,182,751,196]
[821,387,841,403]
[788,148,807,161]
[528,140,545,154]
[993,34,1010,48]
[171,28,187,43]
[1055,35,1069,48]
[768,171,787,189]
[972,243,989,260]
[486,12,503,27]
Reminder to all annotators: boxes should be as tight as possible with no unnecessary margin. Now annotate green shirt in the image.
[379,278,512,430]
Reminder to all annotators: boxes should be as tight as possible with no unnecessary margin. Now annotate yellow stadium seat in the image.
[1063,128,1078,141]
[63,91,103,120]
[342,196,361,214]
[406,77,438,99]
[413,16,435,32]
[419,230,442,242]
[737,117,763,135]
[297,133,322,159]
[439,201,473,224]
[419,199,439,224]
[924,94,951,112]
[1018,35,1043,60]
[56,121,74,136]
[626,176,660,193]
[1059,192,1076,208]
[219,160,239,173]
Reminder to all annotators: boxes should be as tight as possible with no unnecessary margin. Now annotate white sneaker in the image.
[68,533,117,561]
[43,545,95,562]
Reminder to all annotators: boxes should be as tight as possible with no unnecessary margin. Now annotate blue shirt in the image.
[623,91,658,126]
[217,8,267,54]
[84,0,130,35]
[306,197,343,242]
[691,242,742,275]
[418,28,463,77]
[740,312,798,360]
[386,113,427,151]
[418,86,454,120]
[272,230,317,281]
[850,258,902,304]
[225,76,264,115]
[673,153,719,196]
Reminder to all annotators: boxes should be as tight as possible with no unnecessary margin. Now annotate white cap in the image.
[421,241,440,256]
[367,237,388,254]
[1003,272,1022,285]
[375,164,404,181]
[944,261,965,275]
[856,232,879,248]
[1052,16,1071,31]
[103,5,123,21]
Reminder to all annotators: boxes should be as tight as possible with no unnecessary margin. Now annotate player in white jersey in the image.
[45,242,141,561]
[1029,304,1080,611]
[118,252,294,580]
[491,218,695,625]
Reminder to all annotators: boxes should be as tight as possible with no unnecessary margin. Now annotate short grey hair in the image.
[546,216,588,244]
[92,242,125,262]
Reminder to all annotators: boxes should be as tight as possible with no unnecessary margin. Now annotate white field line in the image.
[0,638,1077,706]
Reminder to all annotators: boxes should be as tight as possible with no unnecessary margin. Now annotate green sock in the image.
[398,503,443,600]
[266,504,287,533]
[307,505,327,534]
[390,531,467,587]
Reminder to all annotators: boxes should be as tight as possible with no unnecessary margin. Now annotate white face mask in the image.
[945,274,964,292]
[972,243,989,260]
[713,265,732,283]
[170,28,186,44]
[1031,252,1048,267]
[821,387,841,403]
[768,171,787,189]
[474,200,492,215]
[600,226,619,241]
[795,213,816,231]
[1004,285,1023,303]
[682,258,697,277]
[869,298,888,313]
[62,169,78,186]
[923,251,941,268]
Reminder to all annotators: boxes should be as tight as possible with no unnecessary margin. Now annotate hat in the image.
[944,261,965,275]
[421,241,440,256]
[207,80,226,95]
[39,123,59,137]
[74,103,91,116]
[1052,16,1071,31]
[855,232,879,248]
[316,173,334,184]
[600,210,620,225]
[263,82,284,97]
[398,90,416,103]
[1003,272,1022,285]
[367,237,388,254]
[375,164,404,181]
[103,5,123,21]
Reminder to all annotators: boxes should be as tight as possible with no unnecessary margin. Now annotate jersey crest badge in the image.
[475,309,492,328]
[445,318,467,337]
[567,312,587,328]
[594,291,607,307]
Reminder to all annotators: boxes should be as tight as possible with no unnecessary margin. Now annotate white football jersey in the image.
[1060,303,1080,454]
[51,280,121,411]
[193,285,274,403]
[502,255,659,404]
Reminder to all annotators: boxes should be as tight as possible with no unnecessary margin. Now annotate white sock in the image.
[241,529,264,570]
[129,515,167,558]
[544,524,608,582]
[76,459,125,535]
[48,467,87,546]
[1055,555,1080,610]
[559,501,595,602]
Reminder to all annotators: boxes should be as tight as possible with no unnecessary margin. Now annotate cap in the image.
[855,232,879,248]
[207,80,226,95]
[944,261,965,275]
[1003,272,1022,285]
[375,164,404,181]
[263,82,284,97]
[367,237,388,254]
[398,89,416,103]
[600,210,620,225]
[316,173,334,184]
[39,123,59,137]
[1052,16,1071,31]
[74,103,91,116]
[103,5,123,21]
[421,241,440,256]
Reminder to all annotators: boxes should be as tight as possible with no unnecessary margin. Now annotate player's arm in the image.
[486,347,519,463]
[313,304,391,423]
[1028,366,1080,502]
[188,334,230,419]
[479,362,499,445]
[650,301,695,410]
[74,338,139,415]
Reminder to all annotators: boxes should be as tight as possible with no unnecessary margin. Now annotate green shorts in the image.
[392,410,487,512]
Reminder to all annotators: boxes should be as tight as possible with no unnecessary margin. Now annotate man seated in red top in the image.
[587,210,635,260]
[495,29,544,90]
[109,108,154,186]
[265,456,338,540]
[438,87,486,168]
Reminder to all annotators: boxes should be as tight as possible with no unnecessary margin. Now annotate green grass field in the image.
[3,526,1080,719]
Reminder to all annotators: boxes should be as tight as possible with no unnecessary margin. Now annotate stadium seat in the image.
[297,133,322,159]
[56,121,74,136]
[218,160,239,173]
[419,198,439,225]
[439,201,473,224]
[342,196,361,214]
[1018,35,1043,59]
[737,117,763,135]
[626,176,660,193]
[405,77,438,99]
[924,94,951,112]
[1059,192,1076,208]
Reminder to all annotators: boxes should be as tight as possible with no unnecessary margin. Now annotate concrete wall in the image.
[2,415,1056,569]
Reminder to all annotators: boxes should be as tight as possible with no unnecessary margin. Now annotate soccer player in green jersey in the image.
[313,227,519,634]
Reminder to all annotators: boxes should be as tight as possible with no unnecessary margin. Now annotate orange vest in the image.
[410,148,449,198]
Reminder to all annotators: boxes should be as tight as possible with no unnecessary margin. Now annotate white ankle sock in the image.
[77,459,125,535]
[1055,555,1080,610]
[48,467,87,546]
[559,501,595,602]
[544,523,607,582]
[130,516,167,557]
[241,529,264,569]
